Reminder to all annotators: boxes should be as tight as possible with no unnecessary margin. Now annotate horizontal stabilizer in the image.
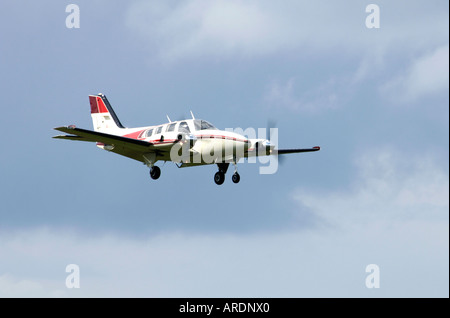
[52,135,92,141]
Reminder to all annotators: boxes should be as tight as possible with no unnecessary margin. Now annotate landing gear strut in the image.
[143,153,161,181]
[231,160,240,184]
[213,163,240,185]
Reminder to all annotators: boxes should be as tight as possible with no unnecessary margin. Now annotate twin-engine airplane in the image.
[53,94,320,185]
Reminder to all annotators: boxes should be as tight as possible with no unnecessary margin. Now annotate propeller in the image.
[266,119,285,165]
[266,119,277,141]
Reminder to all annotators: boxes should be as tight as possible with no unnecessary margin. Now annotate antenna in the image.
[166,115,172,123]
[190,110,195,120]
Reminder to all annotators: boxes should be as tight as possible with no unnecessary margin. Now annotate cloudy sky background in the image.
[0,0,448,297]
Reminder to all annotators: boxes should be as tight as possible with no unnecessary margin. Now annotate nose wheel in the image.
[231,172,240,184]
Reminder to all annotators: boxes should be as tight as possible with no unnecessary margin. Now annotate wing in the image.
[53,126,174,163]
[54,126,151,150]
[276,146,320,155]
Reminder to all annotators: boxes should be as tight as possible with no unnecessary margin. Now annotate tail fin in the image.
[89,93,125,131]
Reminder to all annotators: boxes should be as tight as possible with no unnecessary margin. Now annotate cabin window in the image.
[194,120,217,131]
[166,123,176,132]
[179,121,190,133]
[145,129,153,137]
[156,126,163,134]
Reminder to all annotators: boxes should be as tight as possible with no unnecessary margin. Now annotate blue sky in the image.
[0,0,448,297]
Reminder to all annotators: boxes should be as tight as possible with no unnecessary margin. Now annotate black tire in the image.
[150,166,161,180]
[214,171,225,185]
[232,172,240,184]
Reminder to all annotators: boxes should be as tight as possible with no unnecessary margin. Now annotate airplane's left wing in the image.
[53,126,168,163]
[54,127,150,149]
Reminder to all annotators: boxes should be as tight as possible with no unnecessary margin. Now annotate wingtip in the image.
[53,125,76,131]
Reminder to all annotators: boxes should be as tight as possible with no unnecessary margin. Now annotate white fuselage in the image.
[97,118,273,165]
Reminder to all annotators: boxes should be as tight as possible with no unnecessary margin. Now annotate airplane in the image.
[53,93,320,185]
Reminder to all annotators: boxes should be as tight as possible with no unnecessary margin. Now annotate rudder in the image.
[89,93,125,132]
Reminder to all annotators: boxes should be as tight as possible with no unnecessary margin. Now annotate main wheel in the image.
[232,172,240,184]
[150,166,161,180]
[214,171,225,185]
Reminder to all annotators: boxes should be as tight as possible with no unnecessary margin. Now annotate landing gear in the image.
[214,163,228,185]
[149,166,161,180]
[214,171,225,185]
[231,160,240,184]
[213,162,241,185]
[143,153,160,181]
[232,172,240,184]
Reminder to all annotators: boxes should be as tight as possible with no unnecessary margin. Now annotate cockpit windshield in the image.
[194,119,217,131]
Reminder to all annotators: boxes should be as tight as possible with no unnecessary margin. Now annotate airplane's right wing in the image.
[276,146,320,155]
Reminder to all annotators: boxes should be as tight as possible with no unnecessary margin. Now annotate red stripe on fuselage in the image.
[196,134,248,143]
[123,130,145,139]
[120,131,247,146]
[151,139,177,145]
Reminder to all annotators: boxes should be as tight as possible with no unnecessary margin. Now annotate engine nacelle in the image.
[96,142,115,151]
[248,139,274,155]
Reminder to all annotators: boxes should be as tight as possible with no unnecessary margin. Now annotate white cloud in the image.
[293,147,449,227]
[264,77,344,113]
[290,148,449,296]
[125,0,279,61]
[125,1,448,63]
[0,274,66,298]
[381,44,449,103]
[1,149,449,300]
[4,229,369,297]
